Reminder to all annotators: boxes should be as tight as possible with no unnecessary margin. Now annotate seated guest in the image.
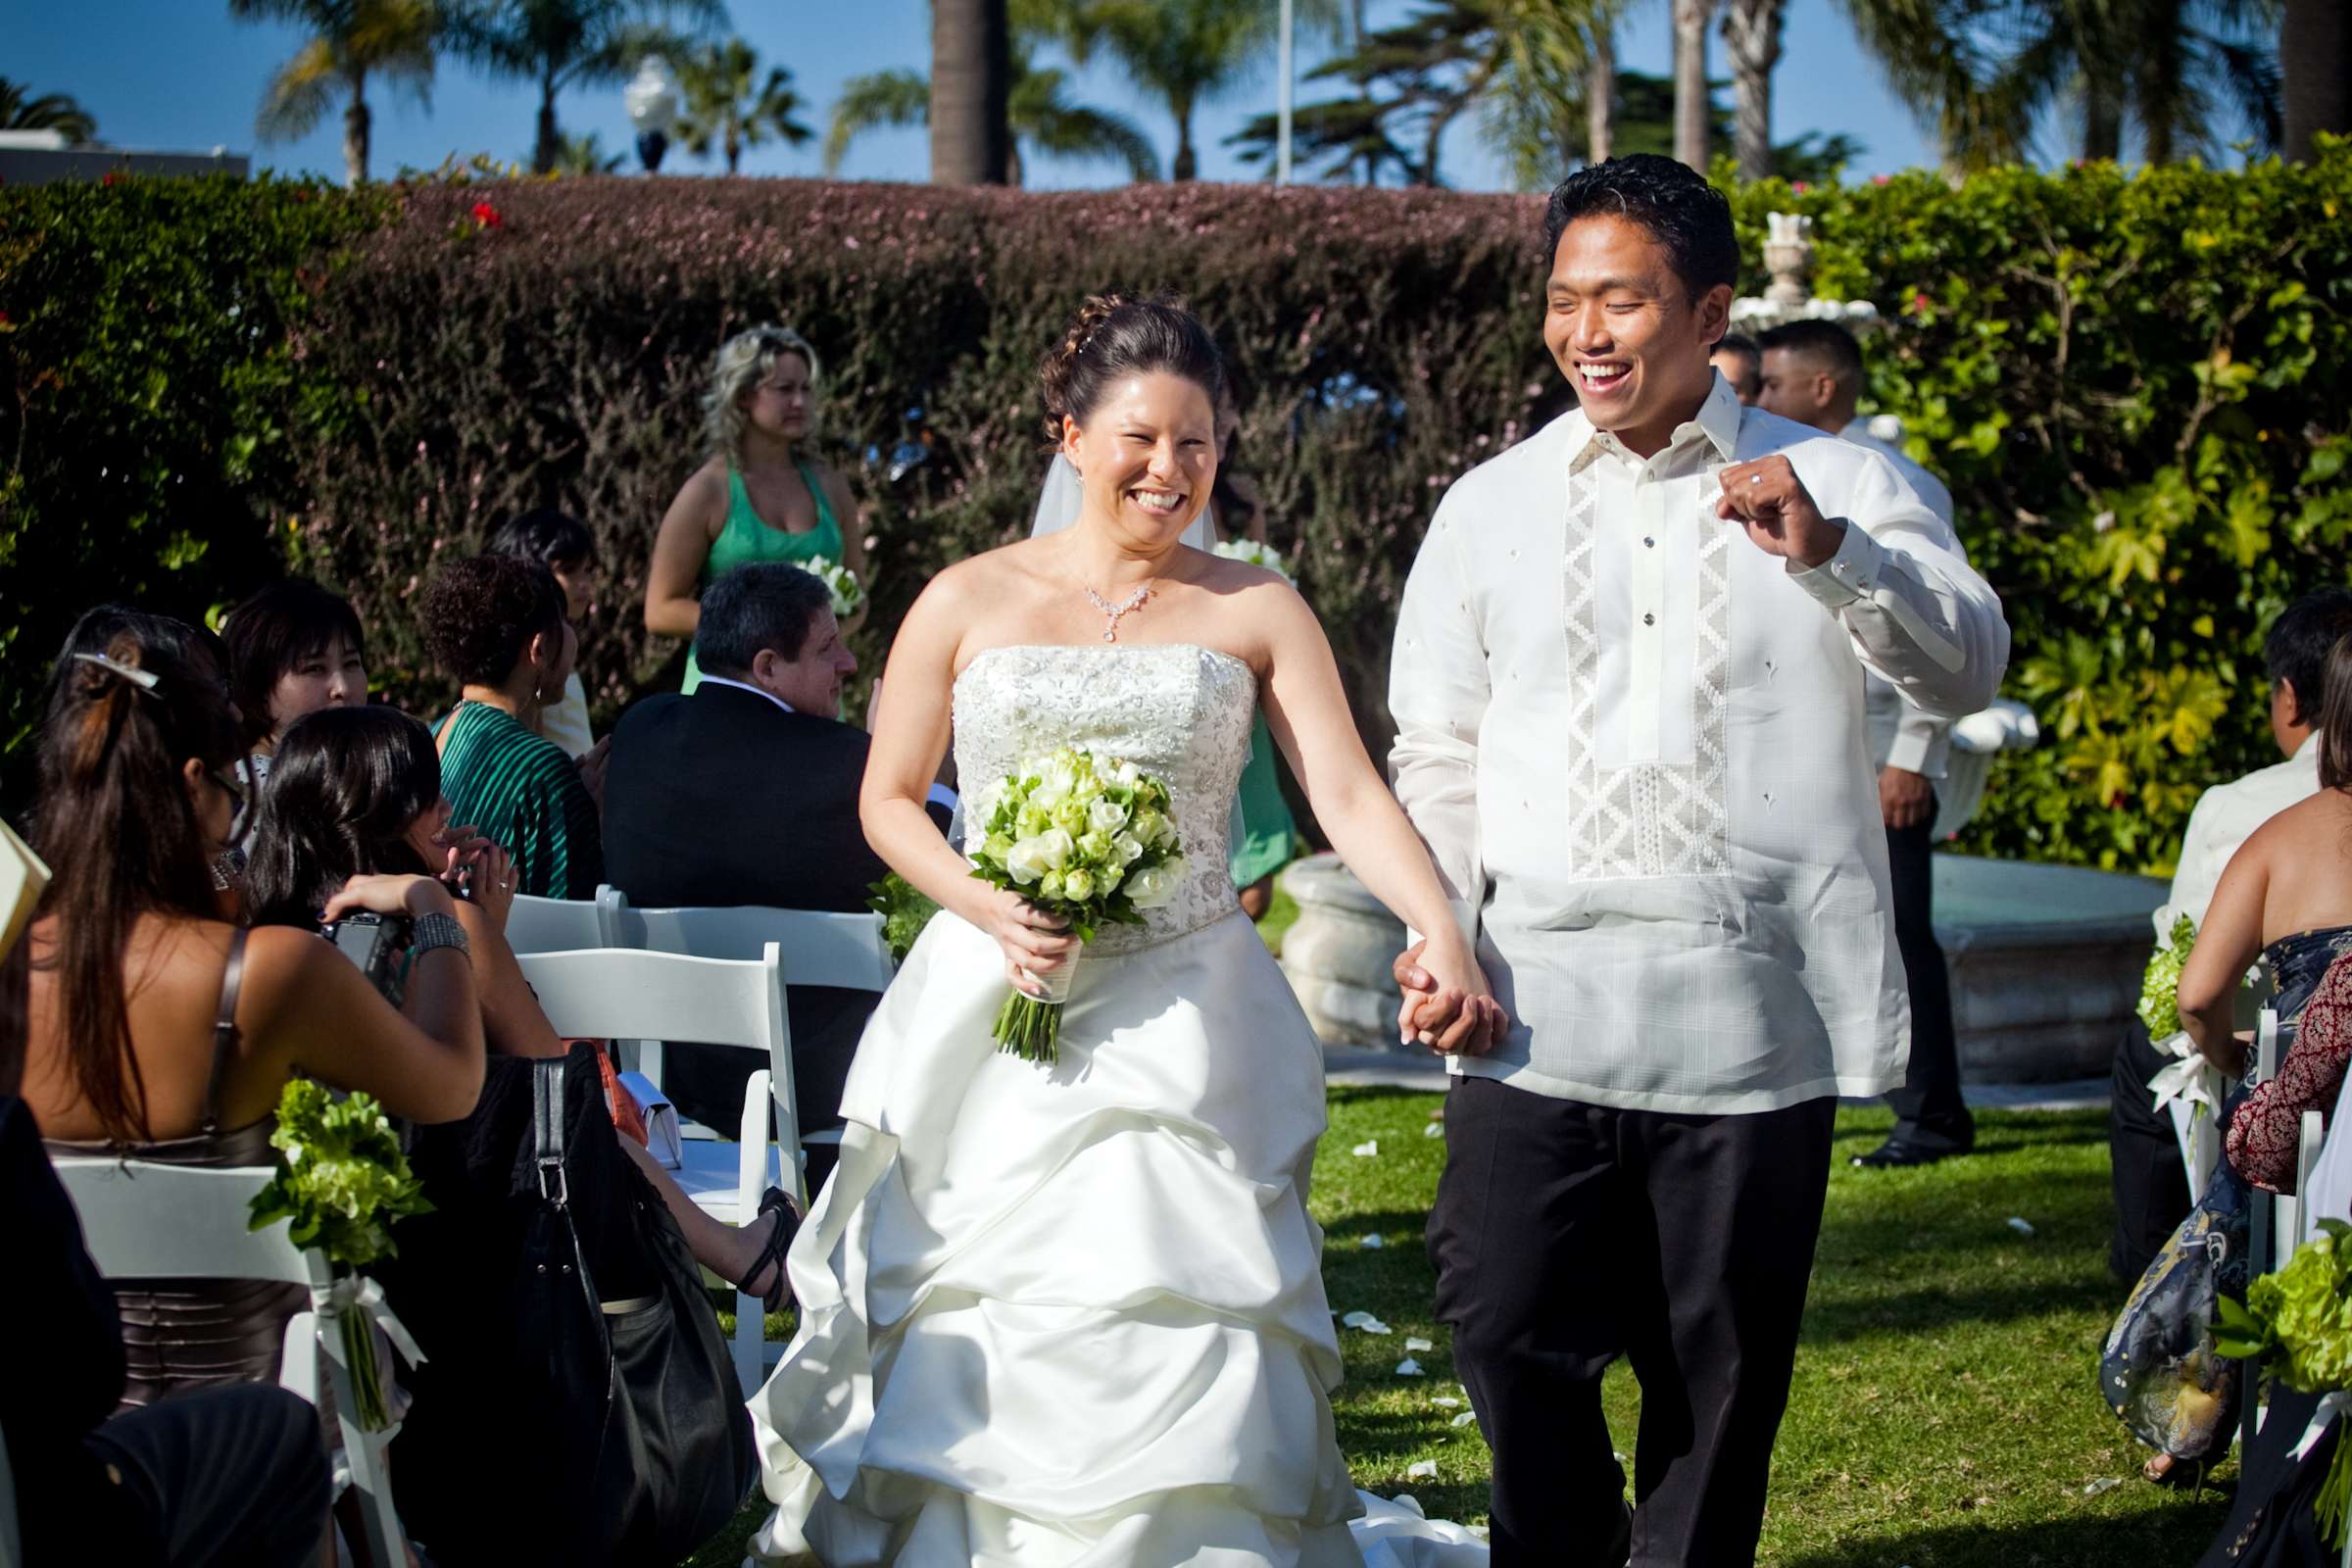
[1709,330,1763,406]
[486,508,601,760]
[2226,951,2352,1193]
[21,621,485,1415]
[603,562,931,1185]
[421,555,605,899]
[244,705,795,1309]
[2111,590,2352,1280]
[4,945,333,1568]
[2185,630,2352,1087]
[221,577,369,786]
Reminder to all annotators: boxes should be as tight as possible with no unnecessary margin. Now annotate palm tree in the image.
[1719,0,1784,179]
[2282,0,2351,160]
[1831,0,2015,172]
[229,0,438,185]
[931,0,1011,183]
[1049,0,1344,180]
[550,128,627,171]
[1671,0,1720,168]
[0,79,99,143]
[676,37,810,172]
[443,0,724,174]
[826,45,1160,183]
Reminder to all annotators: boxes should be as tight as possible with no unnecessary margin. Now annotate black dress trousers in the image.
[1428,1075,1837,1568]
[1883,806,1973,1151]
[2110,1014,2195,1285]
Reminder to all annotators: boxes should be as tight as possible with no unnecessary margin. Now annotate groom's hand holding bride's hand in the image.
[982,888,1077,998]
[1391,940,1506,1056]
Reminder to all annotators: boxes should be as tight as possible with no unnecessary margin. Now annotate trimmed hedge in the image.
[5,156,2351,874]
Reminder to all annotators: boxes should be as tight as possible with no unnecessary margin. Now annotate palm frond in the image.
[255,38,342,142]
[1014,85,1163,178]
[824,69,932,173]
[0,78,99,141]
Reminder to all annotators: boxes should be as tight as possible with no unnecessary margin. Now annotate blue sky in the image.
[13,2,2236,189]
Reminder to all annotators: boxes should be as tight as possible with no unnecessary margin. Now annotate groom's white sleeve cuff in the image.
[1786,517,1880,609]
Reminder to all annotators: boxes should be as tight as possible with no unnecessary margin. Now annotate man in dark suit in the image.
[603,562,923,1192]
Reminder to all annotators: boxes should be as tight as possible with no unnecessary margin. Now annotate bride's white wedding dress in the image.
[745,642,1486,1567]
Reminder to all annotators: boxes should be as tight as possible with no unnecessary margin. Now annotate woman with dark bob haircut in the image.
[419,555,603,899]
[220,578,368,770]
[21,619,483,1422]
[244,707,797,1313]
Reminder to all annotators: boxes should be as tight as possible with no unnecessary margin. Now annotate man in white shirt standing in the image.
[2107,588,2352,1283]
[1755,318,1974,1169]
[1389,156,2008,1565]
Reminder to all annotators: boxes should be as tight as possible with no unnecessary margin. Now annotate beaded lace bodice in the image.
[953,643,1256,954]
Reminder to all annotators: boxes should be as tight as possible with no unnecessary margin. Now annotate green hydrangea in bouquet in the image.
[248,1078,432,1428]
[968,747,1185,1063]
[2139,913,2198,1039]
[866,871,941,965]
[2215,1220,2352,1544]
[797,556,864,620]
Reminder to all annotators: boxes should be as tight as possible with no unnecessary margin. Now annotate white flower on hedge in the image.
[1037,828,1075,870]
[1125,862,1181,909]
[1062,866,1096,902]
[1088,797,1129,833]
[1005,837,1052,885]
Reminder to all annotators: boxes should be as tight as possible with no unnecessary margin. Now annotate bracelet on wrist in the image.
[409,910,471,963]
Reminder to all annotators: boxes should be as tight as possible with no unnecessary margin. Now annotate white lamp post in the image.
[624,55,680,173]
[1276,0,1295,185]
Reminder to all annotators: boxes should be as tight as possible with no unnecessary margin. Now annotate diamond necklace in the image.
[1082,580,1153,643]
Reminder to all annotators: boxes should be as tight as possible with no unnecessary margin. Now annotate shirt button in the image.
[1643,536,1655,548]
[1642,612,1655,626]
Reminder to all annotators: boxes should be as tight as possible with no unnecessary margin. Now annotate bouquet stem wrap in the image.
[998,946,1085,1062]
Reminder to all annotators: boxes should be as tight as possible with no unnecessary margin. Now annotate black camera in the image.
[318,911,414,1005]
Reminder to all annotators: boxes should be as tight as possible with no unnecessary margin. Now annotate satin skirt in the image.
[745,908,1486,1567]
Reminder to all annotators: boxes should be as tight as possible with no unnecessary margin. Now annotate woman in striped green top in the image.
[420,555,605,900]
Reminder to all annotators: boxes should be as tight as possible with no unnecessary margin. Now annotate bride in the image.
[746,294,1502,1567]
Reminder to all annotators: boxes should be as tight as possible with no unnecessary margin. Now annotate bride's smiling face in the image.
[1064,371,1218,547]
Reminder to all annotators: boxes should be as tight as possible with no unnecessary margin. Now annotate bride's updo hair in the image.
[1040,293,1225,443]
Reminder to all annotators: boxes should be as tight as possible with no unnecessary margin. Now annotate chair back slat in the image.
[505,884,624,955]
[610,904,893,993]
[54,1159,329,1289]
[515,945,787,1051]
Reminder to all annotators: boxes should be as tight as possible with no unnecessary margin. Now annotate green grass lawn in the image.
[693,1092,2232,1566]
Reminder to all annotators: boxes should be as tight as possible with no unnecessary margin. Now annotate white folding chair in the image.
[605,904,894,1162]
[514,943,792,1395]
[502,883,626,956]
[53,1157,408,1568]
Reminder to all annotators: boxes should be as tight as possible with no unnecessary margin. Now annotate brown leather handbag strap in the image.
[200,927,251,1137]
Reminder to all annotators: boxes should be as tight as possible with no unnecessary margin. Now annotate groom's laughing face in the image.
[1544,213,1729,454]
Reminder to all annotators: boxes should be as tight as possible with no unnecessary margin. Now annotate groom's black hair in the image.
[1542,155,1740,309]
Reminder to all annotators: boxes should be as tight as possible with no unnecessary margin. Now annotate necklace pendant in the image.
[1102,627,1117,642]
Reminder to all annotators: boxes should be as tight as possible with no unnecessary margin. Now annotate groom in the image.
[1389,156,2009,1565]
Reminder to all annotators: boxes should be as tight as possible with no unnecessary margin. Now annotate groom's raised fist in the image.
[1716,455,1847,569]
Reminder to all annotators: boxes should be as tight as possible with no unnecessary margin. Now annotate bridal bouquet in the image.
[968,747,1186,1063]
[2215,1221,2352,1544]
[2138,913,2199,1039]
[1210,538,1294,585]
[249,1078,432,1429]
[797,556,864,620]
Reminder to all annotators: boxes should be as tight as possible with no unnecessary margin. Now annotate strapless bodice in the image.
[952,643,1257,954]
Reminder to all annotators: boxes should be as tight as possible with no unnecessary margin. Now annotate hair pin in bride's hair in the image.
[73,651,162,691]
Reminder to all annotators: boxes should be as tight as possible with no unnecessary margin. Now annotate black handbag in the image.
[390,1044,757,1565]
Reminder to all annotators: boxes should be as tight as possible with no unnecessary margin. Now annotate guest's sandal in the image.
[735,1186,802,1317]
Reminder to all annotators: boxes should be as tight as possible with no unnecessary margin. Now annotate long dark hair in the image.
[32,626,244,1144]
[244,706,442,928]
[2320,632,2352,795]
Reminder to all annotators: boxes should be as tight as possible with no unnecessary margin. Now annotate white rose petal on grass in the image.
[1396,1357,1425,1376]
[2006,1217,2036,1237]
[1431,1396,1462,1409]
[1406,1460,1439,1480]
[1360,1234,1385,1250]
[1340,1311,1392,1335]
[1404,1336,1433,1351]
[2082,1477,2124,1496]
[1451,1411,1478,1428]
[1351,1140,1380,1157]
[1421,1121,1444,1139]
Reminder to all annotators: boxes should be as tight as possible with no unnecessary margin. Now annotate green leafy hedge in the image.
[5,155,2350,874]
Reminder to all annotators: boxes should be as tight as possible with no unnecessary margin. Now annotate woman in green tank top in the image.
[646,325,866,693]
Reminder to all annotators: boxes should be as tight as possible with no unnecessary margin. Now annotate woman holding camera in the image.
[21,622,486,1408]
[245,704,797,1311]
